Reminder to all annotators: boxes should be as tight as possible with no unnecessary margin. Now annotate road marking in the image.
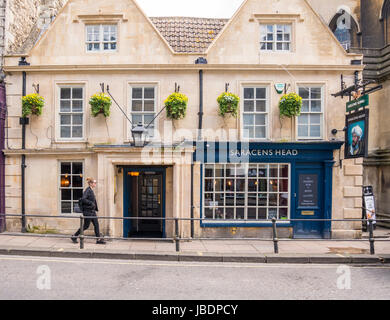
[0,255,389,270]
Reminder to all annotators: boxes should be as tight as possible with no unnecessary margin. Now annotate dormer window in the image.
[260,24,291,51]
[86,24,117,52]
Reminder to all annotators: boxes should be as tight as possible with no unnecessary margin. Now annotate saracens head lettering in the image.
[230,149,299,157]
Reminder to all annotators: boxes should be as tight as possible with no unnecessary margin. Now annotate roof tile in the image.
[149,16,228,53]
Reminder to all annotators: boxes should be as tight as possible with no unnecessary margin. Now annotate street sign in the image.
[275,83,285,94]
[363,186,376,225]
[346,94,369,112]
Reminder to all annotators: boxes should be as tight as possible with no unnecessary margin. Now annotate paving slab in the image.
[179,252,224,262]
[135,251,179,261]
[265,254,311,264]
[308,255,352,264]
[222,253,267,263]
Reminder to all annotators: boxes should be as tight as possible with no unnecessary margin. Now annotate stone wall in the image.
[4,0,40,55]
[1,0,66,61]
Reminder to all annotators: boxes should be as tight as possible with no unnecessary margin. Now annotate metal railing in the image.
[0,213,389,255]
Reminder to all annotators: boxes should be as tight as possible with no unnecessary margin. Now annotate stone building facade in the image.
[2,0,370,239]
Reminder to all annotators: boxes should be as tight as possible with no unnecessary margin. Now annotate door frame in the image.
[123,166,166,238]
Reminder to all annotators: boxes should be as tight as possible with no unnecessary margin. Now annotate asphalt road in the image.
[0,255,389,300]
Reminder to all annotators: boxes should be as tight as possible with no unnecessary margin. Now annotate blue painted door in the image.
[294,167,324,238]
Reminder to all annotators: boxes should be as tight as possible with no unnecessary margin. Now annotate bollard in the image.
[272,218,279,254]
[175,218,180,252]
[368,219,375,255]
[79,215,84,250]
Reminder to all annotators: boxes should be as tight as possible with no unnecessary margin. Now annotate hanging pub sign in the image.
[346,94,369,112]
[345,109,369,159]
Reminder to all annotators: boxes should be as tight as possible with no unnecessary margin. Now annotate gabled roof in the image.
[13,15,228,55]
[149,17,228,53]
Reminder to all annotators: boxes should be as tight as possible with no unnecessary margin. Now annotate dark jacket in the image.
[81,186,98,215]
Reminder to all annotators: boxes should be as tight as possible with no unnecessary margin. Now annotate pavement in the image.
[0,227,389,264]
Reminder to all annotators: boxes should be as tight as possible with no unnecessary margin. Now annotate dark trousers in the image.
[74,213,101,238]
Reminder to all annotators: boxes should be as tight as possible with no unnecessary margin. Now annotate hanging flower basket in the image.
[89,93,112,117]
[165,92,188,120]
[217,92,240,118]
[279,92,302,118]
[22,93,44,117]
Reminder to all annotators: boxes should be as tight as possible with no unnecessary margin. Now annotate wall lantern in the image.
[131,122,148,147]
[61,176,70,187]
[128,172,140,177]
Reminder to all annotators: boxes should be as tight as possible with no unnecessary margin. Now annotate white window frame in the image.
[58,161,84,215]
[260,24,292,52]
[202,163,291,223]
[296,85,325,140]
[85,24,118,52]
[241,85,270,141]
[57,85,86,142]
[128,84,159,141]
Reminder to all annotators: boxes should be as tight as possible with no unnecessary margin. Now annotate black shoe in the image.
[71,236,78,244]
[96,238,106,244]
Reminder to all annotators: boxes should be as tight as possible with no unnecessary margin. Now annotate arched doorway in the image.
[329,9,360,50]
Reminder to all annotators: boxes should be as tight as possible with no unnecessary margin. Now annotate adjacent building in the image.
[0,0,65,232]
[2,0,369,239]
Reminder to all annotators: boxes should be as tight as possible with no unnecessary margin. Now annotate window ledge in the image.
[250,13,304,23]
[74,14,127,23]
[54,140,88,144]
[200,220,292,228]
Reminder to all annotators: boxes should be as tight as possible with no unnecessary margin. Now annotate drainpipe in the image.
[194,57,207,237]
[195,57,207,140]
[0,81,5,232]
[19,57,29,233]
[198,69,203,141]
[190,163,194,238]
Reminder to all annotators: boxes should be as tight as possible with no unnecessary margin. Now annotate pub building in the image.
[2,0,366,240]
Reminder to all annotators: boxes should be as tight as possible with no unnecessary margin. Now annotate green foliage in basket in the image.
[165,92,188,120]
[22,93,44,117]
[279,92,302,118]
[217,92,240,118]
[89,93,112,117]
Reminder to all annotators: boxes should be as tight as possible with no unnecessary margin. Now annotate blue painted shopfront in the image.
[194,141,343,239]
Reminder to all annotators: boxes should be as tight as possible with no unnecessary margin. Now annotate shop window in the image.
[297,86,323,140]
[203,163,290,221]
[86,24,117,52]
[130,85,156,138]
[59,162,84,214]
[59,86,84,139]
[260,24,291,51]
[242,87,268,139]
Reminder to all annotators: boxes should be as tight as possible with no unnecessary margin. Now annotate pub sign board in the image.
[345,109,369,159]
[345,94,369,113]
